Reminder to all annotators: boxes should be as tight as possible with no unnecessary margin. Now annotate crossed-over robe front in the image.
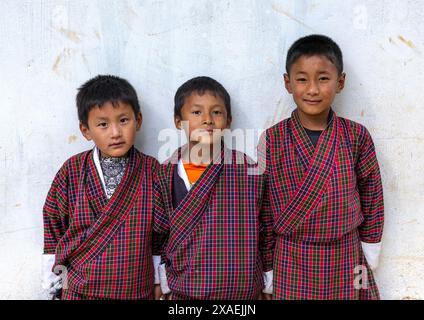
[153,147,274,299]
[43,147,159,299]
[261,110,384,300]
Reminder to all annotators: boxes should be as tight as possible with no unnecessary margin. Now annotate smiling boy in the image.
[42,75,161,299]
[260,35,384,299]
[153,76,274,300]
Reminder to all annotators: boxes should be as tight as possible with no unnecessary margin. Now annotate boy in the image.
[42,75,161,299]
[260,35,384,299]
[153,76,274,299]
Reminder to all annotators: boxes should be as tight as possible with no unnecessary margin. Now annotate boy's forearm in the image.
[358,166,384,243]
[259,183,275,272]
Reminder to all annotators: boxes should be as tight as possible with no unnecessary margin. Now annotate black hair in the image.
[174,76,232,119]
[76,75,141,127]
[286,34,343,75]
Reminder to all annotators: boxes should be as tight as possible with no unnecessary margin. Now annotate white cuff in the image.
[153,255,161,285]
[41,254,56,290]
[262,270,273,294]
[158,263,171,294]
[361,241,382,271]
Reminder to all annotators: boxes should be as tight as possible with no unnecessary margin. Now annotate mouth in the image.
[109,142,125,148]
[199,128,216,134]
[303,99,322,105]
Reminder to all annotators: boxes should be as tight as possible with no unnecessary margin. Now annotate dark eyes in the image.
[191,110,223,115]
[97,118,129,128]
[295,77,330,82]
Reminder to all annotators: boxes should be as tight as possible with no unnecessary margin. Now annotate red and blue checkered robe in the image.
[153,147,274,300]
[43,147,159,299]
[261,110,384,300]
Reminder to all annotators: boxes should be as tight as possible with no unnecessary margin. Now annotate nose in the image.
[110,123,122,138]
[202,112,213,125]
[307,80,319,95]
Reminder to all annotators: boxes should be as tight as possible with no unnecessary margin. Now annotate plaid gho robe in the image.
[153,147,274,299]
[261,110,384,300]
[43,147,159,299]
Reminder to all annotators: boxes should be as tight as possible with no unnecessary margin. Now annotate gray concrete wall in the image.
[0,0,423,299]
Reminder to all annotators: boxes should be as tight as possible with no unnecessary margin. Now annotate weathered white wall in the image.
[0,0,423,299]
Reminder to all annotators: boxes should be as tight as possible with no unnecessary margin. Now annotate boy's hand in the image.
[154,284,162,300]
[160,293,172,300]
[261,293,273,300]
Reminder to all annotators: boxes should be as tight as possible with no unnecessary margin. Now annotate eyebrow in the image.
[94,113,131,120]
[295,70,331,75]
[191,104,224,108]
[94,117,108,121]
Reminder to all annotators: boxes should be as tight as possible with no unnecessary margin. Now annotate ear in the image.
[174,115,182,130]
[226,115,232,129]
[283,73,293,94]
[79,122,92,141]
[136,112,143,131]
[336,72,346,93]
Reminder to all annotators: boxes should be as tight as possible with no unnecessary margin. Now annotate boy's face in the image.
[80,101,142,158]
[284,55,345,119]
[174,91,231,147]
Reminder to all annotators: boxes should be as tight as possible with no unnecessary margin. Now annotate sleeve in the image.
[152,168,170,260]
[258,130,275,273]
[356,128,384,269]
[43,165,69,254]
[152,167,172,293]
[262,270,273,294]
[150,159,165,285]
[41,254,57,290]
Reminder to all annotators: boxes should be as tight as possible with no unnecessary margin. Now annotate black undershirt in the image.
[303,110,333,147]
[304,128,323,147]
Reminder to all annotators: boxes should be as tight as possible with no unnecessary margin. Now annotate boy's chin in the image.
[191,137,222,147]
[98,147,131,158]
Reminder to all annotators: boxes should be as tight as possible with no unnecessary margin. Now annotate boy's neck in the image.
[297,108,331,131]
[98,149,130,159]
[183,142,221,165]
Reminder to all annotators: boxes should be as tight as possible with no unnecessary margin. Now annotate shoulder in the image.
[49,150,91,190]
[265,118,290,137]
[59,150,92,176]
[260,118,291,153]
[337,116,373,145]
[228,149,254,165]
[133,149,162,179]
[137,150,160,167]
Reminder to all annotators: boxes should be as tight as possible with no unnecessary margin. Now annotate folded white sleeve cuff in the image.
[361,241,382,271]
[41,254,56,290]
[262,270,273,294]
[153,255,161,285]
[158,263,171,294]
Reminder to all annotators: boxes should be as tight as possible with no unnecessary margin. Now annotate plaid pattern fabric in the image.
[43,147,159,299]
[262,110,384,299]
[153,147,274,299]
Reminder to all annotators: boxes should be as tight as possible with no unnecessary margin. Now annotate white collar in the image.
[177,158,192,191]
[92,146,108,196]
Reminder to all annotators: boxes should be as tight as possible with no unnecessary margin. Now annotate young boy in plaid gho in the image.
[42,75,161,300]
[260,35,384,299]
[153,76,274,300]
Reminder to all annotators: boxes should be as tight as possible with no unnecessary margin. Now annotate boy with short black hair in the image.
[154,76,274,299]
[42,75,161,299]
[261,35,384,299]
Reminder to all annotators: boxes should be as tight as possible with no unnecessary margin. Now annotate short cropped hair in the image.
[76,75,141,127]
[286,34,343,75]
[174,76,232,119]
